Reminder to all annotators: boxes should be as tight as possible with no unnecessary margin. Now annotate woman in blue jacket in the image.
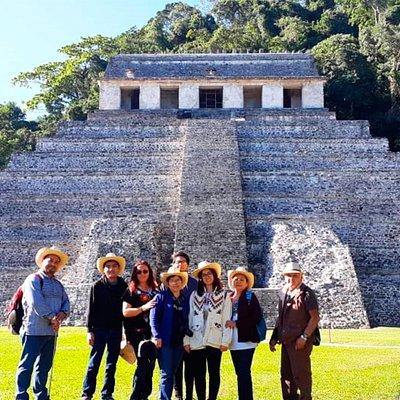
[150,266,190,400]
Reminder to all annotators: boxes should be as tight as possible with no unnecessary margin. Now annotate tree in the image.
[0,103,38,168]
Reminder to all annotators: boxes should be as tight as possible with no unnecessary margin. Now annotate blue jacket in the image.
[150,289,189,346]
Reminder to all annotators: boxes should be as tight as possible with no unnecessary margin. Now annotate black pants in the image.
[230,348,255,400]
[126,331,156,400]
[173,350,190,399]
[185,346,223,400]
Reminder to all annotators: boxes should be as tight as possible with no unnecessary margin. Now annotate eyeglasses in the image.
[137,270,149,275]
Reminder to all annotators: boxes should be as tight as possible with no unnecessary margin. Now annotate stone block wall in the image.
[0,108,399,327]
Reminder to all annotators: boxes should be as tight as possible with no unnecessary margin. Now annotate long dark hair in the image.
[197,268,222,296]
[128,260,157,292]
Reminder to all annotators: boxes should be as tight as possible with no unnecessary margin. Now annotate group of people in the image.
[14,246,320,400]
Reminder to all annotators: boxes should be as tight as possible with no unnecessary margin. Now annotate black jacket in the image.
[86,276,127,332]
[236,290,262,343]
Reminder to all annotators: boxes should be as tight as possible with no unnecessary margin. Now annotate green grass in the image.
[1,327,399,400]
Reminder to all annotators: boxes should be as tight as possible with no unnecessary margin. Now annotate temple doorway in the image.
[199,88,223,108]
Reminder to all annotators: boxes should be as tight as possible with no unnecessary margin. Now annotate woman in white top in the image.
[184,261,232,400]
[226,267,262,400]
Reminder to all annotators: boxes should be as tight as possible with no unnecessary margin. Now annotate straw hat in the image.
[97,253,126,274]
[35,246,69,271]
[160,266,188,287]
[192,261,222,279]
[281,262,302,275]
[120,339,136,364]
[228,267,254,290]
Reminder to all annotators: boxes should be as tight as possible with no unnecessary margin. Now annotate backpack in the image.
[6,274,43,335]
[245,291,267,342]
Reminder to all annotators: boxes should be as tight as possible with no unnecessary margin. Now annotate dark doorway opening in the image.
[161,88,179,109]
[199,88,223,108]
[121,88,140,110]
[243,86,262,108]
[283,89,302,108]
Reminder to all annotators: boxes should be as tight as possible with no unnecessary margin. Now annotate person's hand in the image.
[50,317,60,333]
[295,337,306,350]
[87,332,95,346]
[142,298,157,312]
[269,340,277,352]
[154,338,163,349]
[184,344,191,353]
[225,320,236,329]
[55,311,67,323]
[220,345,228,352]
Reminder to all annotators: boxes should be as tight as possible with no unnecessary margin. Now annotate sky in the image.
[0,0,202,118]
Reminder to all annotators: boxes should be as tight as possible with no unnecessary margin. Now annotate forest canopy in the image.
[2,0,400,167]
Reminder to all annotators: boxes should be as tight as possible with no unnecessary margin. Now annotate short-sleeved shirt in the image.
[123,287,157,334]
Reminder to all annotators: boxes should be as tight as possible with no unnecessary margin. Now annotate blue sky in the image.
[0,0,201,118]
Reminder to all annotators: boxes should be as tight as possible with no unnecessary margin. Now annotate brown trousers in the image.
[280,340,313,400]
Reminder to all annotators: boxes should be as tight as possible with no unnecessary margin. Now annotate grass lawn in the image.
[1,327,399,400]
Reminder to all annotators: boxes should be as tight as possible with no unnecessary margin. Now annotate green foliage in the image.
[2,0,399,154]
[0,102,38,168]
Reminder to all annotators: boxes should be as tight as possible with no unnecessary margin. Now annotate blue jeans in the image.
[16,334,56,400]
[230,348,256,400]
[82,328,122,399]
[158,344,184,400]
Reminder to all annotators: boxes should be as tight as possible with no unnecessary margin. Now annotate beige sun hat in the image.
[35,246,69,271]
[192,261,222,279]
[282,262,302,275]
[228,267,254,290]
[160,266,188,287]
[97,253,126,274]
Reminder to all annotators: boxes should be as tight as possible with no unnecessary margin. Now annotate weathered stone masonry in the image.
[0,54,399,328]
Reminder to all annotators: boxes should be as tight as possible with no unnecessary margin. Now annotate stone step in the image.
[0,195,178,218]
[245,219,400,249]
[237,120,369,139]
[0,219,90,241]
[0,173,179,195]
[243,196,400,217]
[8,153,181,173]
[238,137,388,154]
[240,154,400,172]
[36,137,184,153]
[242,171,400,198]
[56,122,181,138]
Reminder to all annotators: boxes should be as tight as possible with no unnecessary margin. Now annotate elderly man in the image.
[170,251,196,400]
[15,246,70,400]
[81,253,128,400]
[269,262,320,400]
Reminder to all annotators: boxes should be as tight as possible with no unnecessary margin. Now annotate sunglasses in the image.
[137,270,149,275]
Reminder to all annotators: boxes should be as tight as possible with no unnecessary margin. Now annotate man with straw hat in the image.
[269,262,320,400]
[15,246,70,400]
[81,253,128,400]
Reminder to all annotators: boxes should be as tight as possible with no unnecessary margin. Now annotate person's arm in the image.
[86,285,96,345]
[220,292,233,350]
[55,284,70,323]
[150,293,164,348]
[24,275,54,319]
[183,292,195,351]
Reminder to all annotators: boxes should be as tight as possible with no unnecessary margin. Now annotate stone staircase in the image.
[0,108,399,327]
[0,112,185,320]
[238,112,400,327]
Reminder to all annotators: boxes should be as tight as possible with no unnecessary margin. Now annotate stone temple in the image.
[1,53,399,327]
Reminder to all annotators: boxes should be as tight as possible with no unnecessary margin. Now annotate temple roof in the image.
[104,53,321,80]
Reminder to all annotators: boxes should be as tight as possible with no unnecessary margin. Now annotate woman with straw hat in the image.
[183,261,232,400]
[150,266,190,400]
[122,260,158,400]
[225,267,262,400]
